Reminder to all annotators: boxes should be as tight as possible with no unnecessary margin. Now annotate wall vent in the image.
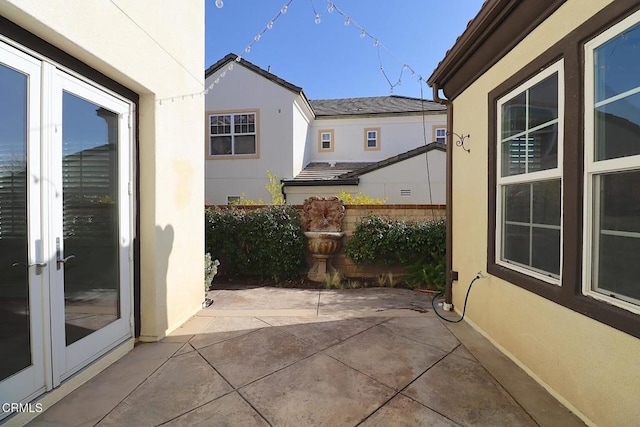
[400,189,411,197]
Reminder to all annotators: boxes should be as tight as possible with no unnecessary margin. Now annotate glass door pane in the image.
[0,62,30,381]
[61,92,120,346]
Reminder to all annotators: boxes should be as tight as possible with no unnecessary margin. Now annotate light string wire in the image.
[323,0,425,90]
[157,0,295,104]
[158,0,428,103]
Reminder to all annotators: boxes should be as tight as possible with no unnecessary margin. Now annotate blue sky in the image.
[205,0,485,100]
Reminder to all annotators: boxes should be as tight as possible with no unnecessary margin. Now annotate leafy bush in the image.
[336,190,386,205]
[345,215,446,290]
[205,206,306,280]
[404,255,446,291]
[204,253,220,290]
[345,216,445,265]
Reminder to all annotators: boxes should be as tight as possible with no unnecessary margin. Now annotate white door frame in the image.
[0,39,134,412]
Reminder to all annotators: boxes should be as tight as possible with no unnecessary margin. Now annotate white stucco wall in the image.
[292,99,313,177]
[283,148,446,205]
[204,62,304,204]
[1,0,205,341]
[448,1,640,425]
[358,149,446,204]
[311,113,446,162]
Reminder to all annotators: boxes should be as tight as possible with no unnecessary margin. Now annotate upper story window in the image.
[318,129,334,152]
[208,111,257,156]
[584,11,640,312]
[435,127,447,144]
[364,127,380,151]
[496,60,563,283]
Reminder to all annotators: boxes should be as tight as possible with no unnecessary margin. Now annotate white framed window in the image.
[318,129,334,152]
[364,128,380,150]
[583,11,640,313]
[496,60,564,284]
[209,111,257,156]
[435,127,446,144]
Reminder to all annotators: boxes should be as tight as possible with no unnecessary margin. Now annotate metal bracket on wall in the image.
[448,132,471,153]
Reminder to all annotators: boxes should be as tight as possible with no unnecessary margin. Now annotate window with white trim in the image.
[435,128,446,144]
[364,128,380,150]
[318,130,334,152]
[209,112,256,156]
[496,60,563,283]
[584,12,640,310]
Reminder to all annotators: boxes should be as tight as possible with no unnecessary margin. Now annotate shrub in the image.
[345,215,446,290]
[204,253,220,290]
[345,216,445,265]
[336,190,386,205]
[205,206,306,280]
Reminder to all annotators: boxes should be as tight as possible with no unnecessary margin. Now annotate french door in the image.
[0,40,133,411]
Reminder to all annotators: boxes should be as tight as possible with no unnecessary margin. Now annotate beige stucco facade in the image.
[447,1,640,425]
[0,0,204,342]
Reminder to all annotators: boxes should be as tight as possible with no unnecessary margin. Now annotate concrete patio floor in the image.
[27,287,584,426]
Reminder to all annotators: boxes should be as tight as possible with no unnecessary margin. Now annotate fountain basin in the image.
[304,231,344,255]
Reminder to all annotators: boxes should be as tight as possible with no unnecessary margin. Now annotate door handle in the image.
[12,262,48,268]
[55,237,75,270]
[57,255,75,269]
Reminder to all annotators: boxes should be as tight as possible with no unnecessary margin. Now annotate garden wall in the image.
[208,204,446,279]
[337,204,445,278]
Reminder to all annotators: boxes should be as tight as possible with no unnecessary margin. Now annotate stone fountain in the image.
[301,196,345,282]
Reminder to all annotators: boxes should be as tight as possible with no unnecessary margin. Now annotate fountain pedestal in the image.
[301,197,346,283]
[304,231,344,282]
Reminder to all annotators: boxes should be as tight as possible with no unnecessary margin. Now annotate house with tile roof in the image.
[204,53,447,205]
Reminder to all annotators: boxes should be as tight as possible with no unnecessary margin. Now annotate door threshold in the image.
[2,338,134,427]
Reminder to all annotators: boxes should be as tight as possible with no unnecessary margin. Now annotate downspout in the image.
[432,84,454,308]
[280,179,287,204]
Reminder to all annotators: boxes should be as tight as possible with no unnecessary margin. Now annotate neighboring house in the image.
[0,2,204,423]
[428,1,640,425]
[204,54,447,205]
[283,143,446,204]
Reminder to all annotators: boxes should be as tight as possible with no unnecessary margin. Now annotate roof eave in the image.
[427,0,567,100]
[282,178,359,187]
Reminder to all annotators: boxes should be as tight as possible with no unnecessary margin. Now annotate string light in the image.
[158,0,426,103]
[326,1,425,92]
[157,0,295,104]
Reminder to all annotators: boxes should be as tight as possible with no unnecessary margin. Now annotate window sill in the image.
[206,154,260,160]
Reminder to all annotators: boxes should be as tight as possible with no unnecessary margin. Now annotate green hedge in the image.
[205,206,306,279]
[345,216,446,290]
[345,216,445,265]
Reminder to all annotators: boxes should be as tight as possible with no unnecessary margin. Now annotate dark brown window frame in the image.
[487,1,640,339]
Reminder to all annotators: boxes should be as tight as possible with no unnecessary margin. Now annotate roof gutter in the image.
[432,84,454,308]
[281,178,359,187]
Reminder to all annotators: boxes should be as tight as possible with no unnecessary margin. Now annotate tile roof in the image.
[289,162,375,182]
[205,53,304,95]
[283,142,446,186]
[341,142,446,178]
[309,96,445,116]
[205,54,445,117]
